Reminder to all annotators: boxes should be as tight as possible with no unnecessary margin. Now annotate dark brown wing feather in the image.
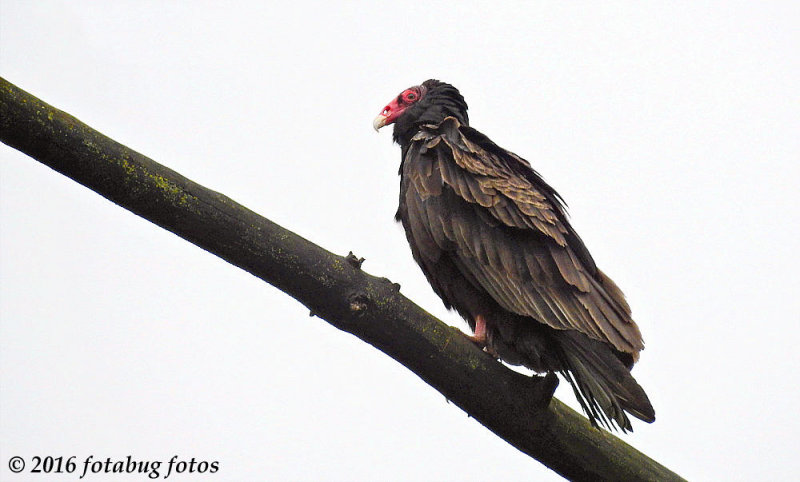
[400,117,644,355]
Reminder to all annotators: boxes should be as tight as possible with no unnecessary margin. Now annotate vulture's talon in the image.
[464,332,487,349]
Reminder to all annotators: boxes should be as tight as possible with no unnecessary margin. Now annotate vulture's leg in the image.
[466,314,488,347]
[465,315,500,358]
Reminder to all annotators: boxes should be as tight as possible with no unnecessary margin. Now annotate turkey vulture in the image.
[373,79,654,431]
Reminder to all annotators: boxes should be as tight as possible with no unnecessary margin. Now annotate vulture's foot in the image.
[464,333,486,347]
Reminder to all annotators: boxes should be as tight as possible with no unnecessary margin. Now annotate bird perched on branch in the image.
[373,79,654,431]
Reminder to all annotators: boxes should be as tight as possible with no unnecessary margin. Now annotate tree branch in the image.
[0,77,684,481]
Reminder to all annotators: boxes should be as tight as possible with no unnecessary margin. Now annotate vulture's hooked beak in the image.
[374,96,405,132]
[373,114,388,132]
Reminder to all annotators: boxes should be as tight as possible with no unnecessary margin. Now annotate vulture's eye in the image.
[402,91,418,103]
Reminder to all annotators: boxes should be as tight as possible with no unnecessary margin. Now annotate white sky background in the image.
[1,1,799,480]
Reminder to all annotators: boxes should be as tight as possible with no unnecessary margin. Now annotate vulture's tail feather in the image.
[555,331,655,432]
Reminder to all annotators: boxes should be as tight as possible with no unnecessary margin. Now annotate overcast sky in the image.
[2,2,799,481]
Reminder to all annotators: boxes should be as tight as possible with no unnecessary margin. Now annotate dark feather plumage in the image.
[379,79,654,431]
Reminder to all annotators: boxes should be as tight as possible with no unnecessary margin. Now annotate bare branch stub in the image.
[345,251,365,269]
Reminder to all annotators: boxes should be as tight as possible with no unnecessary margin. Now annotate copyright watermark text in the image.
[7,455,219,479]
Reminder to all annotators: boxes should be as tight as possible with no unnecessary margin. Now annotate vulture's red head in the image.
[374,79,469,145]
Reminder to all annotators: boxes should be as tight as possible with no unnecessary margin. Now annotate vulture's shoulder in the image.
[410,117,598,275]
